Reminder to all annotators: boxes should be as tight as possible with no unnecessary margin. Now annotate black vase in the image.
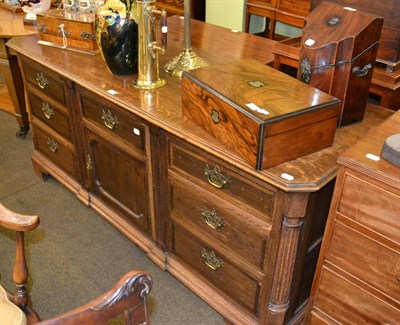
[95,0,138,76]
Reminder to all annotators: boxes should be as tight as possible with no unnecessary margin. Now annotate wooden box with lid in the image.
[182,59,340,170]
[298,2,383,126]
[36,9,98,54]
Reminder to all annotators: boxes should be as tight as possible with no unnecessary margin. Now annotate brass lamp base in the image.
[132,78,166,90]
[164,49,209,77]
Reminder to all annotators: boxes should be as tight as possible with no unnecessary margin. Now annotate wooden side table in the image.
[0,8,36,137]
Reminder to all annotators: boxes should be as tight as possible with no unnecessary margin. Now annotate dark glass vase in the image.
[95,0,138,76]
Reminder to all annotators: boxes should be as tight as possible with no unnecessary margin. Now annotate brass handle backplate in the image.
[200,205,224,230]
[102,109,118,130]
[201,248,224,271]
[42,102,54,119]
[37,23,48,33]
[36,72,49,90]
[46,137,59,153]
[86,154,92,171]
[204,164,230,189]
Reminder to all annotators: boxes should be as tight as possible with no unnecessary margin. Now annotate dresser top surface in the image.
[7,16,393,191]
[339,110,400,188]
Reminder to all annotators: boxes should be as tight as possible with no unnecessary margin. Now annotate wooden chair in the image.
[0,202,153,325]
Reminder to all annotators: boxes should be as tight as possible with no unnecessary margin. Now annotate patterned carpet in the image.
[0,108,224,324]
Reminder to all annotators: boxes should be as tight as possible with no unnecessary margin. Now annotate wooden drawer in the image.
[33,126,77,178]
[327,221,400,302]
[28,89,72,140]
[78,86,147,155]
[338,173,400,244]
[20,56,68,105]
[168,140,276,222]
[312,266,399,324]
[171,222,263,316]
[169,174,270,269]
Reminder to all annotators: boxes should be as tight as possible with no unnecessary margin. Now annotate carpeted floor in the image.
[0,107,224,324]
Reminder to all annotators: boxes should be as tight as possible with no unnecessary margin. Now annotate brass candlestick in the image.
[164,0,209,77]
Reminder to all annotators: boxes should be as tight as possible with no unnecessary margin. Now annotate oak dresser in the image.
[6,16,394,325]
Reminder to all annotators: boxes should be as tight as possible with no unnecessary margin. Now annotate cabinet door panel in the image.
[85,129,150,233]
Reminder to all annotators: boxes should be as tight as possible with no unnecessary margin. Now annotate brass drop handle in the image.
[36,72,49,90]
[200,205,224,230]
[352,63,372,77]
[204,164,230,189]
[101,109,118,130]
[42,102,54,119]
[201,248,224,271]
[46,137,59,153]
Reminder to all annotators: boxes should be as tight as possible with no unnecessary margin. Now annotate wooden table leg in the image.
[0,40,29,138]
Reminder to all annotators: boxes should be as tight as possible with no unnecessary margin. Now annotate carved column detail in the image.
[266,192,309,324]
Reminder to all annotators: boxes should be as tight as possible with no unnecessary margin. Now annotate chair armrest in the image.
[0,203,40,232]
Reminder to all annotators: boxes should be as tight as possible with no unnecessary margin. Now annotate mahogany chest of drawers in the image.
[307,111,400,324]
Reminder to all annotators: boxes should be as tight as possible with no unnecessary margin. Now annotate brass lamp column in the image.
[133,0,167,89]
[164,0,209,77]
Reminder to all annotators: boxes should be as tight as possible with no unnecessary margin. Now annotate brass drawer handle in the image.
[201,248,224,271]
[200,205,224,230]
[352,63,372,77]
[204,164,230,189]
[42,102,54,119]
[36,72,49,90]
[46,137,59,153]
[102,109,118,130]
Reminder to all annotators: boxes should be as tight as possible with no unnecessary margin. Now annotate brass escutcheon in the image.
[200,205,224,230]
[248,80,266,88]
[204,164,230,189]
[201,248,224,271]
[42,102,54,119]
[101,109,119,130]
[211,108,220,124]
[81,31,95,40]
[36,72,49,90]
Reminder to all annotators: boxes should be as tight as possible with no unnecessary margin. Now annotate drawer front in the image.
[313,266,399,324]
[170,175,270,269]
[29,91,72,140]
[172,223,262,315]
[169,141,276,221]
[33,127,76,177]
[338,173,400,244]
[79,87,146,154]
[21,56,68,105]
[327,221,400,302]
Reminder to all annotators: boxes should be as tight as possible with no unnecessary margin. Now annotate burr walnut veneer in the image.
[7,16,394,325]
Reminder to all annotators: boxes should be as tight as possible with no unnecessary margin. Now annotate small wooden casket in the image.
[298,2,383,126]
[182,60,341,170]
[36,9,98,54]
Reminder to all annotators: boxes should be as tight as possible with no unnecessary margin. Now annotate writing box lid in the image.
[182,59,340,125]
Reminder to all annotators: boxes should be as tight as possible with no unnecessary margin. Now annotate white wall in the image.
[205,0,245,31]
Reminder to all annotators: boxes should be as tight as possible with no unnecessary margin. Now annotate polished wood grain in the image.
[298,2,383,127]
[7,16,394,190]
[306,110,400,324]
[182,59,340,169]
